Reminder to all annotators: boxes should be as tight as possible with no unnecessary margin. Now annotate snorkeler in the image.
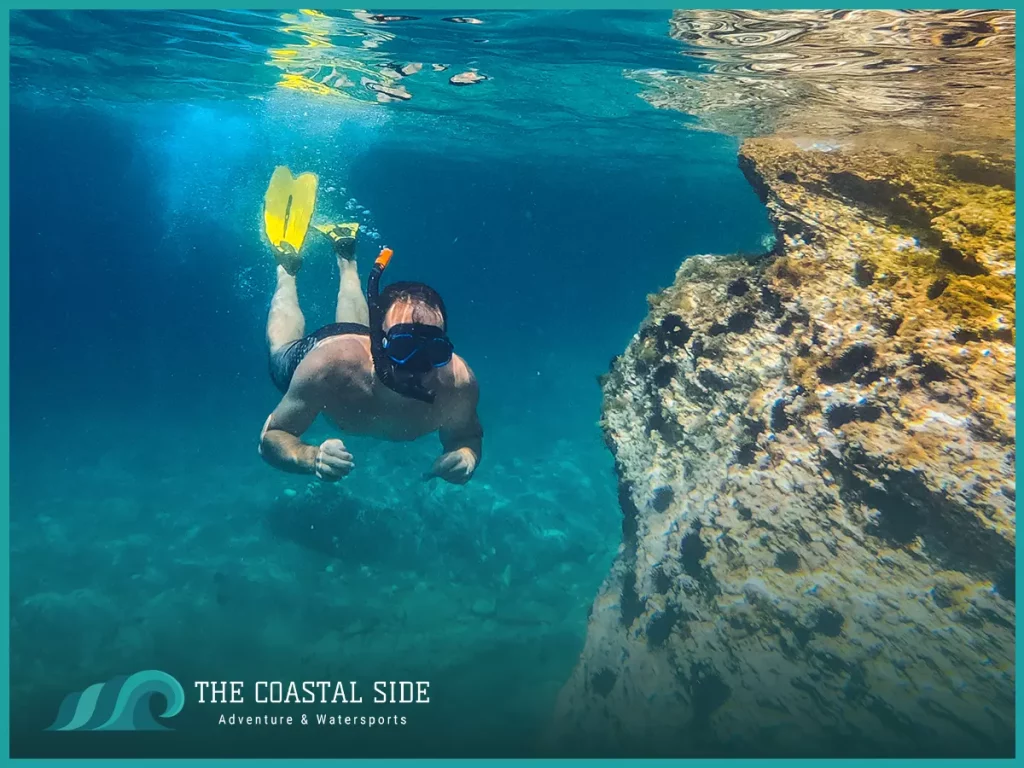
[257,166,482,485]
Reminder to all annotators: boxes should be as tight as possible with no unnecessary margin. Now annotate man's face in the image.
[380,298,452,377]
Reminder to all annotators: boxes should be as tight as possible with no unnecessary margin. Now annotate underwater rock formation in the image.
[550,138,1015,757]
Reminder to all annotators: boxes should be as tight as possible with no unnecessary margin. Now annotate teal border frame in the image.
[2,2,1018,766]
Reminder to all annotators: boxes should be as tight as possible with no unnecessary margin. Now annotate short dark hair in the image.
[380,281,448,331]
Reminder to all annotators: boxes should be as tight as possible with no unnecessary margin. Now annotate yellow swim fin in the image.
[314,221,360,259]
[264,166,318,275]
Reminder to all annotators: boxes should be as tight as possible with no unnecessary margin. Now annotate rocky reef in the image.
[549,138,1015,757]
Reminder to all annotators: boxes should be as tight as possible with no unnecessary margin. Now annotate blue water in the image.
[10,10,771,757]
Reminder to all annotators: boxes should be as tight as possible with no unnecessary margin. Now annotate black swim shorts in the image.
[268,322,370,393]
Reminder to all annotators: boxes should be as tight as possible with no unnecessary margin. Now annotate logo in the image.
[47,670,185,732]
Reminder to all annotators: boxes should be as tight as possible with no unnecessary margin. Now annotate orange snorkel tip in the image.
[366,246,393,321]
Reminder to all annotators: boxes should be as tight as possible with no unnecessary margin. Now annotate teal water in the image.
[9,10,773,757]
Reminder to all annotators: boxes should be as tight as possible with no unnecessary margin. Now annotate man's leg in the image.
[267,265,306,353]
[336,255,370,325]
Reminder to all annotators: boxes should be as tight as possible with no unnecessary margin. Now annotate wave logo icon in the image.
[46,670,185,731]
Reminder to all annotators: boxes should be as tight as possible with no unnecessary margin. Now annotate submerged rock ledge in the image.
[550,138,1015,758]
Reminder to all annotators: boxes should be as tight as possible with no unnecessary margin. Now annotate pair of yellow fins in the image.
[263,165,360,275]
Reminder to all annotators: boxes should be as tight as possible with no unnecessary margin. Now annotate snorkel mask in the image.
[367,247,454,403]
[382,324,454,372]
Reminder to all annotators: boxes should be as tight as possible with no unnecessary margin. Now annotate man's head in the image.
[379,281,448,333]
[377,281,454,374]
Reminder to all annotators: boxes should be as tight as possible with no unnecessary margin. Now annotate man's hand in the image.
[314,438,355,481]
[426,447,478,485]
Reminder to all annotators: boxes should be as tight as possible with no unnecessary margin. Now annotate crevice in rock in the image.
[620,568,646,628]
[735,444,757,465]
[616,466,639,550]
[883,314,904,336]
[648,398,686,444]
[743,416,766,440]
[927,277,950,299]
[653,362,678,388]
[647,605,684,648]
[654,564,672,594]
[759,285,784,317]
[825,171,934,232]
[652,486,675,512]
[939,246,988,276]
[826,402,882,429]
[995,568,1015,601]
[590,668,618,697]
[680,523,719,597]
[775,549,801,573]
[818,344,877,384]
[854,259,876,286]
[811,607,845,636]
[967,412,1013,445]
[823,449,1015,598]
[677,661,732,726]
[698,368,732,393]
[919,360,949,384]
[939,152,1015,190]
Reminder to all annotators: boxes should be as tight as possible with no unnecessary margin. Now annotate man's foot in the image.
[273,244,304,276]
[315,222,360,260]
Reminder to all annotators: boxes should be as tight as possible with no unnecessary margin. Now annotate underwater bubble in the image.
[232,265,257,300]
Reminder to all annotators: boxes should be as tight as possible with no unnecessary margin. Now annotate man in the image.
[258,221,482,485]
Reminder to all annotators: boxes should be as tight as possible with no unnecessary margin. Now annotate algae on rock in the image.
[549,138,1015,758]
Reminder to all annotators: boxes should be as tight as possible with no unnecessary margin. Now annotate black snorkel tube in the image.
[367,247,439,404]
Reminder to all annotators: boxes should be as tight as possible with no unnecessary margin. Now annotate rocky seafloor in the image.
[548,137,1015,757]
[10,407,621,757]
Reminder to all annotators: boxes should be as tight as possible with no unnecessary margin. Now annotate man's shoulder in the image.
[294,337,372,389]
[445,355,478,396]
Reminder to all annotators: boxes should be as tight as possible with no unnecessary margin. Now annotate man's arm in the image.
[430,365,483,484]
[258,379,322,474]
[260,370,356,481]
[440,405,483,463]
